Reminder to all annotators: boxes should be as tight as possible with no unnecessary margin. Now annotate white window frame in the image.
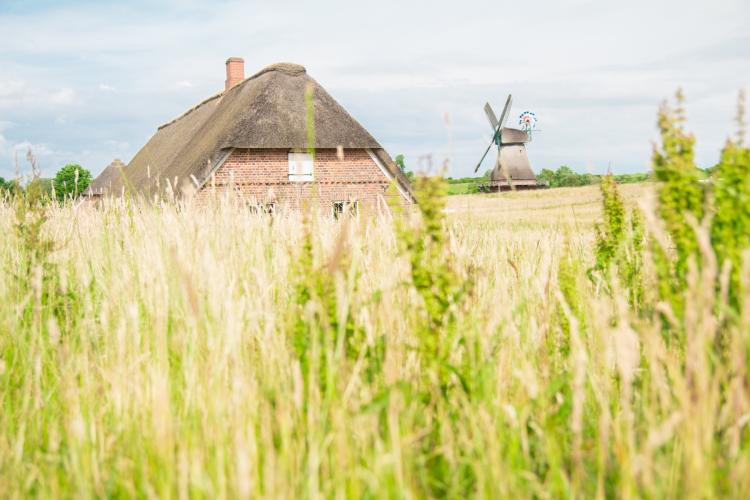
[248,202,276,215]
[333,200,359,219]
[288,151,314,182]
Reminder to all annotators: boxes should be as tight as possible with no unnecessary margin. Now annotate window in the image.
[288,151,313,182]
[333,200,358,219]
[248,202,276,214]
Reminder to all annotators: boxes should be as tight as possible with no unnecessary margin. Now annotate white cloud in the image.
[11,141,53,157]
[176,80,194,88]
[104,139,131,151]
[0,80,28,108]
[0,138,54,178]
[0,80,77,109]
[0,80,26,99]
[48,88,75,105]
[98,84,116,92]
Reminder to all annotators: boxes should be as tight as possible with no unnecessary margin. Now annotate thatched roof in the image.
[96,62,412,198]
[87,158,125,195]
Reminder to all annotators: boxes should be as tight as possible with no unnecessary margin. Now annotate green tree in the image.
[394,154,416,182]
[537,166,597,188]
[537,168,555,186]
[53,164,92,201]
[555,165,575,185]
[0,176,22,196]
[395,154,406,171]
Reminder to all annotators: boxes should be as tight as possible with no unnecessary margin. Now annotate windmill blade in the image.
[474,137,496,173]
[483,102,498,129]
[475,94,512,173]
[497,94,513,129]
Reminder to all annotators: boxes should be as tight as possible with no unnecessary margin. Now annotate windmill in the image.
[474,95,538,191]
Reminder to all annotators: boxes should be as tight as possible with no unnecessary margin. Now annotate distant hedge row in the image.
[536,166,651,187]
[442,166,652,194]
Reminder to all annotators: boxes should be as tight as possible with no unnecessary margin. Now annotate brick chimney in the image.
[225,57,245,91]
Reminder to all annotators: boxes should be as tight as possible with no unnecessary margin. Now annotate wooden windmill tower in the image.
[475,95,539,191]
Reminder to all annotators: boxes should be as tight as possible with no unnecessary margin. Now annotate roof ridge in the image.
[157,62,307,131]
[157,93,223,130]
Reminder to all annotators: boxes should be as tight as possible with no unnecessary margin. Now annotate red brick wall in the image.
[194,148,407,212]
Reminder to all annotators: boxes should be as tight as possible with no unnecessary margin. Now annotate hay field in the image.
[446,183,652,226]
[1,182,748,498]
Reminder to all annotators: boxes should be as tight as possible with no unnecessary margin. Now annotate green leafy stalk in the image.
[711,89,750,308]
[651,90,705,316]
[593,174,644,309]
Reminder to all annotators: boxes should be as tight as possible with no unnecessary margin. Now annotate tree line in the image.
[536,166,651,187]
[1,163,92,201]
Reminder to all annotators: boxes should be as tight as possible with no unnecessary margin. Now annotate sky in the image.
[0,0,748,180]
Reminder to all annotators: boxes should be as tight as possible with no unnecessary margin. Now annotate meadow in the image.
[0,180,746,498]
[1,93,749,498]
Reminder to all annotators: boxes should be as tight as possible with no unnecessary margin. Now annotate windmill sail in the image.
[484,103,498,129]
[497,95,513,130]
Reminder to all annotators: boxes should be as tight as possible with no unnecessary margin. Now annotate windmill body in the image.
[476,95,540,191]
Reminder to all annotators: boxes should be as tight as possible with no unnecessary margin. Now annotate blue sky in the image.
[0,0,748,180]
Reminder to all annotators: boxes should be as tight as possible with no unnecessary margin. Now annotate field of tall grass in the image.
[1,91,749,498]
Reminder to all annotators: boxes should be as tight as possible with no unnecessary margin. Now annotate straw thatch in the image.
[87,158,126,195]
[95,63,412,197]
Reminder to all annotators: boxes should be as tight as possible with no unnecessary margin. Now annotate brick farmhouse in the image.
[89,58,414,212]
